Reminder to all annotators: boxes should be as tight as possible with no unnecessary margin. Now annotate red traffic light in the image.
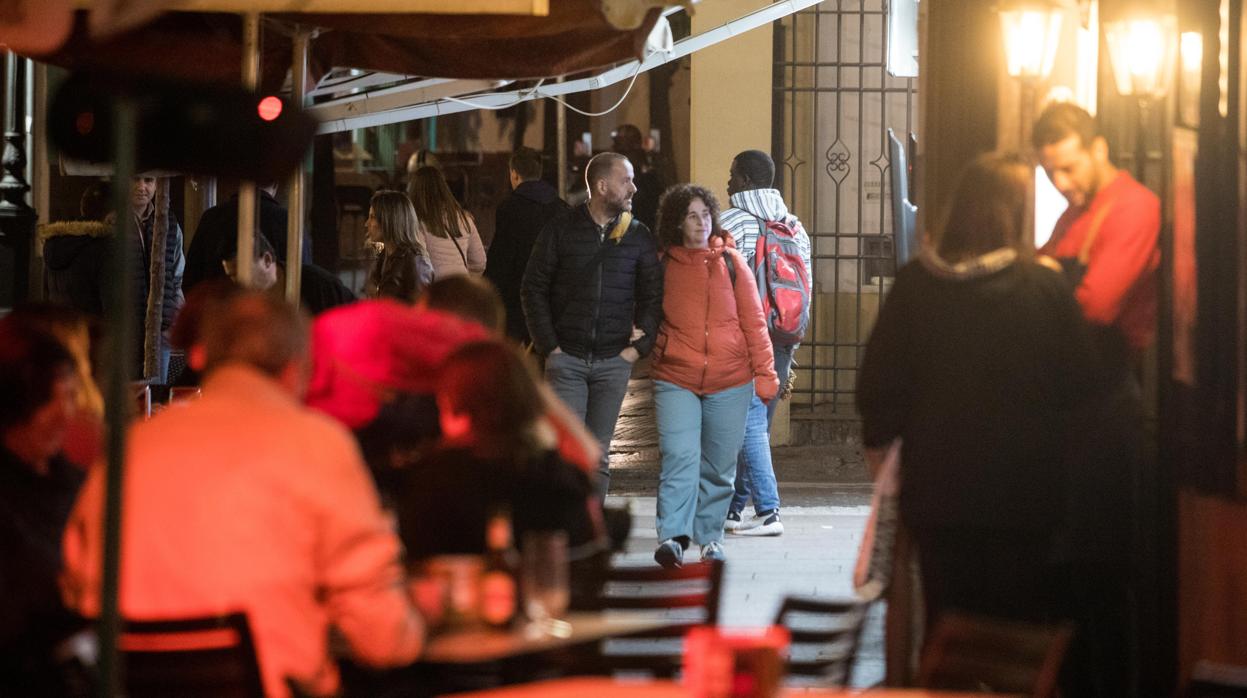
[257,96,283,122]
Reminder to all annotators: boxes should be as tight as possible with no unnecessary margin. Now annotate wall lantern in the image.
[998,1,1068,81]
[1105,14,1178,98]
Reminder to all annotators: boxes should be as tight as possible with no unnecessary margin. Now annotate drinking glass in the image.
[520,530,569,636]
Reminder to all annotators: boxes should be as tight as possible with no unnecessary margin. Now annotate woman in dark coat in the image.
[364,190,434,302]
[856,152,1099,626]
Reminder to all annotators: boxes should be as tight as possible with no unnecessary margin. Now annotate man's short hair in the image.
[732,150,775,189]
[222,230,277,262]
[585,152,629,192]
[509,147,543,181]
[423,275,506,334]
[201,291,308,377]
[1032,102,1100,150]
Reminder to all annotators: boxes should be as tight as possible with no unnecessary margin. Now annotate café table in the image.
[422,611,680,664]
[443,676,1001,697]
[342,612,684,697]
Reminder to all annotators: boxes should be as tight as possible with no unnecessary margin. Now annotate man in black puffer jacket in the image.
[522,152,663,502]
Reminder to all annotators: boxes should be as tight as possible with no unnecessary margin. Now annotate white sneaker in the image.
[736,510,783,537]
[701,540,726,562]
[723,510,744,532]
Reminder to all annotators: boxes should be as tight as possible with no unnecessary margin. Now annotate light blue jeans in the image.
[654,380,753,546]
[730,342,794,515]
[545,350,635,503]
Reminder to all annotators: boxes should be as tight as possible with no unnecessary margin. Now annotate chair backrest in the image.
[917,611,1073,698]
[772,596,869,686]
[1188,660,1247,697]
[120,612,265,698]
[587,559,725,677]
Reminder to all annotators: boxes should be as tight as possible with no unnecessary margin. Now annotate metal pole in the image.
[556,76,567,200]
[98,96,138,698]
[236,12,261,288]
[1134,97,1150,185]
[0,51,36,307]
[286,26,311,307]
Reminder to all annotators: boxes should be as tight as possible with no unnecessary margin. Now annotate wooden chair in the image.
[577,559,724,678]
[772,596,869,686]
[917,611,1073,698]
[120,613,265,698]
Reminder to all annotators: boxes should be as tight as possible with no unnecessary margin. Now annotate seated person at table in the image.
[397,340,600,565]
[61,290,425,698]
[222,230,356,317]
[416,274,506,335]
[0,317,88,696]
[418,276,606,489]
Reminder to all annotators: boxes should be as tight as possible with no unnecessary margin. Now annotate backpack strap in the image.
[1077,195,1116,265]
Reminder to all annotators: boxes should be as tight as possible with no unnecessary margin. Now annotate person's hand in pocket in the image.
[620,347,640,363]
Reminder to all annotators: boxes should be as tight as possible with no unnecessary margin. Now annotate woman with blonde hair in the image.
[407,166,486,279]
[365,190,434,302]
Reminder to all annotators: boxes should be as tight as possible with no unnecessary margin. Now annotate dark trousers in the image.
[914,527,1063,627]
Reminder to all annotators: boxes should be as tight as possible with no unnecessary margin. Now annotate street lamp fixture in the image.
[998,1,1067,149]
[998,1,1067,81]
[1105,14,1178,99]
[1104,13,1177,182]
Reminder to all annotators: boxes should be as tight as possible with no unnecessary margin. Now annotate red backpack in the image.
[752,216,811,345]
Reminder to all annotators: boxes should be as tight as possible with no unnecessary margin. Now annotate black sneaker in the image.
[736,510,783,537]
[654,538,684,568]
[723,510,744,532]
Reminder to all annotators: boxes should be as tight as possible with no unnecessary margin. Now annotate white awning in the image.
[307,0,824,134]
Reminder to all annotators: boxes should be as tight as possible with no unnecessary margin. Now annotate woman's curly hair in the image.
[655,183,724,250]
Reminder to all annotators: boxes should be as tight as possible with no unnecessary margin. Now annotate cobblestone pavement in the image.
[604,366,884,687]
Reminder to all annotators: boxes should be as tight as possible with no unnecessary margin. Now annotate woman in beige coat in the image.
[407,166,486,280]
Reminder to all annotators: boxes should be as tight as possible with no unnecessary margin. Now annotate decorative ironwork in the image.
[0,52,36,307]
[773,0,917,413]
[825,139,852,183]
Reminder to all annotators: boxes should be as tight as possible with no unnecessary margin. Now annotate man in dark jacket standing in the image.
[522,152,663,502]
[487,147,568,344]
[183,181,311,293]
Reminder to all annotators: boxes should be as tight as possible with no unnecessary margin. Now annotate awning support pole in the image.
[236,11,261,288]
[98,96,138,698]
[286,26,312,306]
[556,76,567,199]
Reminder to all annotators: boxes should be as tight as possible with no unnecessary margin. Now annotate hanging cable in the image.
[441,78,547,111]
[545,59,646,117]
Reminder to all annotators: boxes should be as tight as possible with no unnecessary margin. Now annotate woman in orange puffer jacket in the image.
[649,184,779,568]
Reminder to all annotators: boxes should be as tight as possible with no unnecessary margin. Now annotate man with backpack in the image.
[720,150,812,537]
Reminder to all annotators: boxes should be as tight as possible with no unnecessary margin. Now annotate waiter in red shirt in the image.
[1033,101,1158,698]
[1035,102,1160,366]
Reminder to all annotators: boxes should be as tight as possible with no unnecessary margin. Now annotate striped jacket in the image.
[720,188,813,289]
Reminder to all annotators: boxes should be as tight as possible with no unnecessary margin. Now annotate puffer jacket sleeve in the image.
[522,220,561,355]
[631,223,663,357]
[728,249,777,400]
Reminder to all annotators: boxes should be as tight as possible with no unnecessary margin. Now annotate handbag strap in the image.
[447,214,470,268]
